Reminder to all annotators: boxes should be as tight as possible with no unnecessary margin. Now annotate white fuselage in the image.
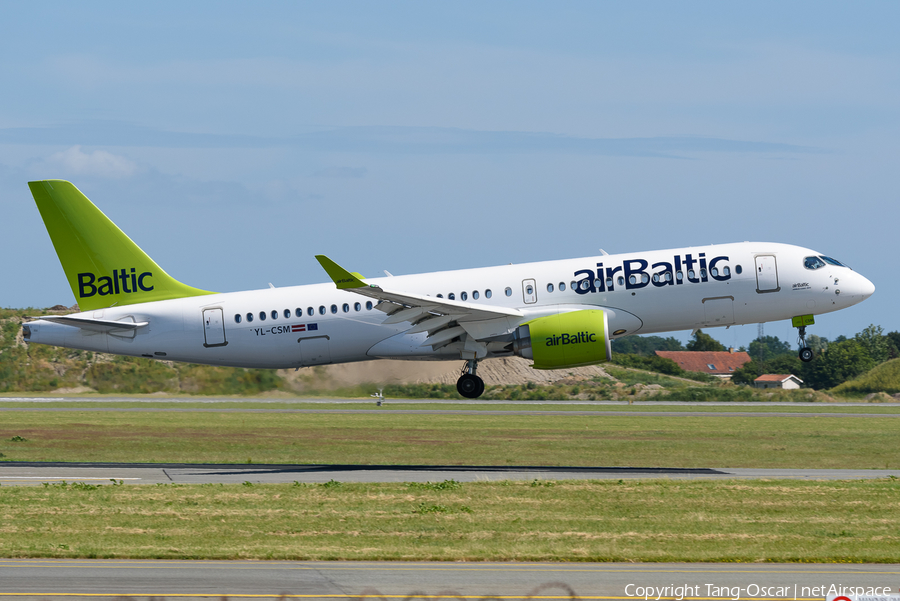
[24,242,875,369]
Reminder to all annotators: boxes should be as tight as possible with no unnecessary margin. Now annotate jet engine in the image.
[511,309,611,370]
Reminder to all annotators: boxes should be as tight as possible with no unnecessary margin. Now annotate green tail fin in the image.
[28,180,214,311]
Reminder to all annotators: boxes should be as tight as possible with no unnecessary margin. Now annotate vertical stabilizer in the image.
[28,180,214,311]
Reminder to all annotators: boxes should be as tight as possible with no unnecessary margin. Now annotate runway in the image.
[0,559,898,600]
[1,461,897,486]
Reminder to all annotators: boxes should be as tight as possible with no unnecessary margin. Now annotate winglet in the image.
[315,255,368,289]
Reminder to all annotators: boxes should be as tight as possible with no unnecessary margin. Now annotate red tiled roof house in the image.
[654,350,751,378]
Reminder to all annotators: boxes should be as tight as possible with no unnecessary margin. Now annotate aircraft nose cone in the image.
[858,274,875,299]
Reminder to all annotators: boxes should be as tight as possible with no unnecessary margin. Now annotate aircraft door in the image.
[202,308,227,347]
[755,255,779,293]
[702,296,735,326]
[522,279,537,304]
[299,335,331,366]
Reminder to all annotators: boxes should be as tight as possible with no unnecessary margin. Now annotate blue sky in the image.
[1,1,897,349]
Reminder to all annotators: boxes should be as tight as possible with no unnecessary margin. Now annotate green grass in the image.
[4,397,900,411]
[1,409,898,468]
[1,478,898,561]
[832,358,900,397]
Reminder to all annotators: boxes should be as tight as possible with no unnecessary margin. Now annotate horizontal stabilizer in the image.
[36,315,148,333]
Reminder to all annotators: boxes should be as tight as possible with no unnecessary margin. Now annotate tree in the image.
[887,331,900,359]
[806,334,829,354]
[855,324,890,364]
[802,339,876,390]
[731,360,761,386]
[611,335,684,356]
[747,335,792,363]
[686,330,726,352]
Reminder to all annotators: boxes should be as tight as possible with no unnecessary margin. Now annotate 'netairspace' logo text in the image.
[624,584,896,601]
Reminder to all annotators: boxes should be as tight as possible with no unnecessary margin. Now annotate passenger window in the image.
[700,268,707,279]
[711,268,718,277]
[629,275,636,285]
[259,311,266,321]
[723,267,730,276]
[308,307,314,316]
[461,291,468,301]
[676,271,684,281]
[354,302,361,311]
[331,304,338,314]
[295,308,302,318]
[319,306,326,315]
[473,291,480,300]
[641,274,649,284]
[505,287,512,297]
[547,283,554,293]
[366,301,373,310]
[580,280,590,291]
[652,274,659,283]
[526,284,534,294]
[617,276,624,287]
[234,314,242,323]
[285,309,291,319]
[688,269,695,279]
[485,289,492,299]
[271,310,278,320]
[735,265,742,275]
[448,293,455,300]
[437,294,443,298]
[665,271,672,282]
[342,303,349,313]
[246,312,254,322]
[559,282,566,291]
[606,277,613,288]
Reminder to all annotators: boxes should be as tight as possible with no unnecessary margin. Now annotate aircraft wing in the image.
[34,315,149,333]
[316,255,523,346]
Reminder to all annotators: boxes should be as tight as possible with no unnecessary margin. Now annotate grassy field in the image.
[1,478,898,562]
[1,404,898,468]
[3,397,900,412]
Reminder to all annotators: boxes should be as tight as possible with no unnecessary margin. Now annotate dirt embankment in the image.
[278,356,612,390]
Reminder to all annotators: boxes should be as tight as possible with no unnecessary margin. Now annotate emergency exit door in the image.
[522,279,537,304]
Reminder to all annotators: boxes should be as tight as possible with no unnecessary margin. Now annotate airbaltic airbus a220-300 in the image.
[23,180,875,398]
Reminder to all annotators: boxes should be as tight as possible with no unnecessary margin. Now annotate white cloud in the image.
[47,145,137,179]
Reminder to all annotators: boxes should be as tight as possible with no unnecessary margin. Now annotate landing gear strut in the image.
[457,359,485,399]
[797,325,814,363]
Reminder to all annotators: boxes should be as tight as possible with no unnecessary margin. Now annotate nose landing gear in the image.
[457,359,485,399]
[797,325,814,363]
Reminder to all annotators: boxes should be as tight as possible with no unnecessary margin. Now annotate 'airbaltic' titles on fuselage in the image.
[78,269,154,298]
[573,253,731,294]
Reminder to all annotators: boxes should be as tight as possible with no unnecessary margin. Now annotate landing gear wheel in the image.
[795,324,814,363]
[457,373,485,399]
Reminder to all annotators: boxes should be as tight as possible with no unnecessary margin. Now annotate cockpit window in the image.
[819,255,847,267]
[804,256,826,270]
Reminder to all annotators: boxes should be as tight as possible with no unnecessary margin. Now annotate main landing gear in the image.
[797,325,814,363]
[457,359,485,399]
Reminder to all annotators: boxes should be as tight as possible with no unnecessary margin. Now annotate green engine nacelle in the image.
[512,310,612,370]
